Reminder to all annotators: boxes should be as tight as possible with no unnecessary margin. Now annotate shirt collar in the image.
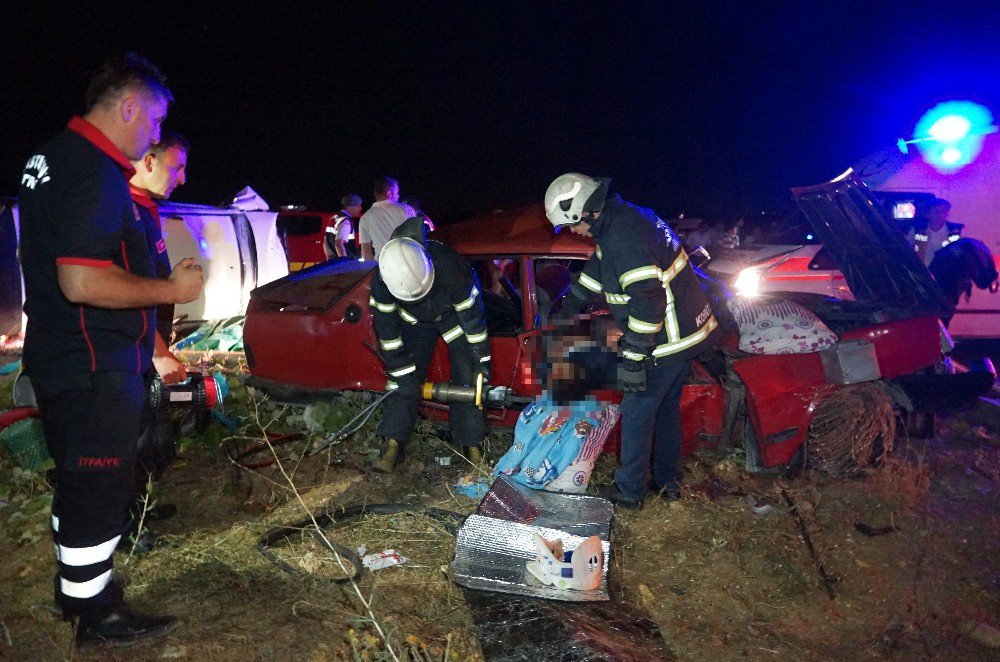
[67,116,137,178]
[128,184,160,222]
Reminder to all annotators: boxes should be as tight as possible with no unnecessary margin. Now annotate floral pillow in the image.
[729,296,838,354]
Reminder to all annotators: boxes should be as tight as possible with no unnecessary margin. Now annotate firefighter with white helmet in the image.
[368,216,491,471]
[545,173,720,508]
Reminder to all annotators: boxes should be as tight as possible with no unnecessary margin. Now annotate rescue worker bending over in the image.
[369,216,492,471]
[545,173,719,508]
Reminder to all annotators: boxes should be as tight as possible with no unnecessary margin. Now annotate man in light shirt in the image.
[358,176,415,260]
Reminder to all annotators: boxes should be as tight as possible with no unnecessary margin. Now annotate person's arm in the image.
[152,331,187,384]
[370,278,418,391]
[57,257,203,308]
[448,258,492,381]
[361,242,375,261]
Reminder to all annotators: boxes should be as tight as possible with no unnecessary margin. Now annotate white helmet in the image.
[378,237,435,301]
[544,173,608,231]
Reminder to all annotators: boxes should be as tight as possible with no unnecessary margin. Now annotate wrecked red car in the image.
[243,173,992,473]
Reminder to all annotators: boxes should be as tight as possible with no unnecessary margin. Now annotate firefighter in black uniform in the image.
[545,173,719,508]
[18,53,203,647]
[369,216,491,471]
[126,130,191,548]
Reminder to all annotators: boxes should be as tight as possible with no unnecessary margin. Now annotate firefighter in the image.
[19,53,202,646]
[544,173,720,509]
[368,216,491,471]
[909,197,963,267]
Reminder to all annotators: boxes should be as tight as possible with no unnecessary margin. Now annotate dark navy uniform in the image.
[560,194,719,499]
[369,238,491,447]
[19,117,157,620]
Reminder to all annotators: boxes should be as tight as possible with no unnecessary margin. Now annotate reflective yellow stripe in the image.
[479,355,492,363]
[663,285,680,342]
[399,309,418,324]
[605,292,630,305]
[454,286,479,312]
[389,364,416,378]
[578,272,602,293]
[623,350,646,361]
[659,251,689,285]
[380,337,403,351]
[369,297,398,313]
[628,316,663,333]
[466,330,488,344]
[595,246,602,260]
[620,265,661,289]
[386,380,398,391]
[442,325,464,343]
[652,316,717,358]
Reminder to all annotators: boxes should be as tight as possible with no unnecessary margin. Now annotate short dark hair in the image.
[148,130,190,156]
[85,52,173,112]
[926,197,951,211]
[374,176,398,198]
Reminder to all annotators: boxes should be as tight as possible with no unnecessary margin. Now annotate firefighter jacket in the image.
[565,194,719,364]
[911,219,963,265]
[369,241,491,389]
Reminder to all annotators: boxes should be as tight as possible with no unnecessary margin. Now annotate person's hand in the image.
[620,359,647,393]
[168,258,204,304]
[153,350,187,384]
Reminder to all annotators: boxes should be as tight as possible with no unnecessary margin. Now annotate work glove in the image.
[619,358,647,393]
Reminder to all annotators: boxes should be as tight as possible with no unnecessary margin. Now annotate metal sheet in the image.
[452,514,611,602]
[451,476,615,602]
[477,474,614,538]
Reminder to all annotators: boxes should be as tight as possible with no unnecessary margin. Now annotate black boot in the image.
[116,527,166,555]
[75,602,179,648]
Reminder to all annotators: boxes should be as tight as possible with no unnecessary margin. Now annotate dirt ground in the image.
[1,368,999,661]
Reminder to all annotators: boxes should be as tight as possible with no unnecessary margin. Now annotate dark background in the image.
[2,2,997,221]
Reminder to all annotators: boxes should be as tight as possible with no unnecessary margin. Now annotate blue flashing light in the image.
[940,146,963,165]
[913,101,995,173]
[927,114,972,143]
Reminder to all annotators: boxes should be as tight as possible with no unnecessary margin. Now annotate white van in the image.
[0,187,288,341]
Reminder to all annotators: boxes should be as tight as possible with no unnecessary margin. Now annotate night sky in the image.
[2,2,998,221]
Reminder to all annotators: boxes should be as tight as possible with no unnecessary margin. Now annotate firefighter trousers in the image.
[33,371,143,620]
[614,360,692,501]
[377,322,486,447]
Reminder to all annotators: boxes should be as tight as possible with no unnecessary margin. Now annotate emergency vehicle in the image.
[716,103,999,339]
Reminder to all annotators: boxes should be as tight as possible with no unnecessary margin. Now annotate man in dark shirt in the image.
[19,53,203,648]
[126,130,190,540]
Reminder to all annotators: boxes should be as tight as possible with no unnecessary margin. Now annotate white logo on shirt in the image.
[21,154,51,190]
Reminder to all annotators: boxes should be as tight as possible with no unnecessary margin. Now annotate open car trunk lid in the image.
[791,171,952,319]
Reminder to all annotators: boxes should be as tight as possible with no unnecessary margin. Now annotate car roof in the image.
[432,203,594,257]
